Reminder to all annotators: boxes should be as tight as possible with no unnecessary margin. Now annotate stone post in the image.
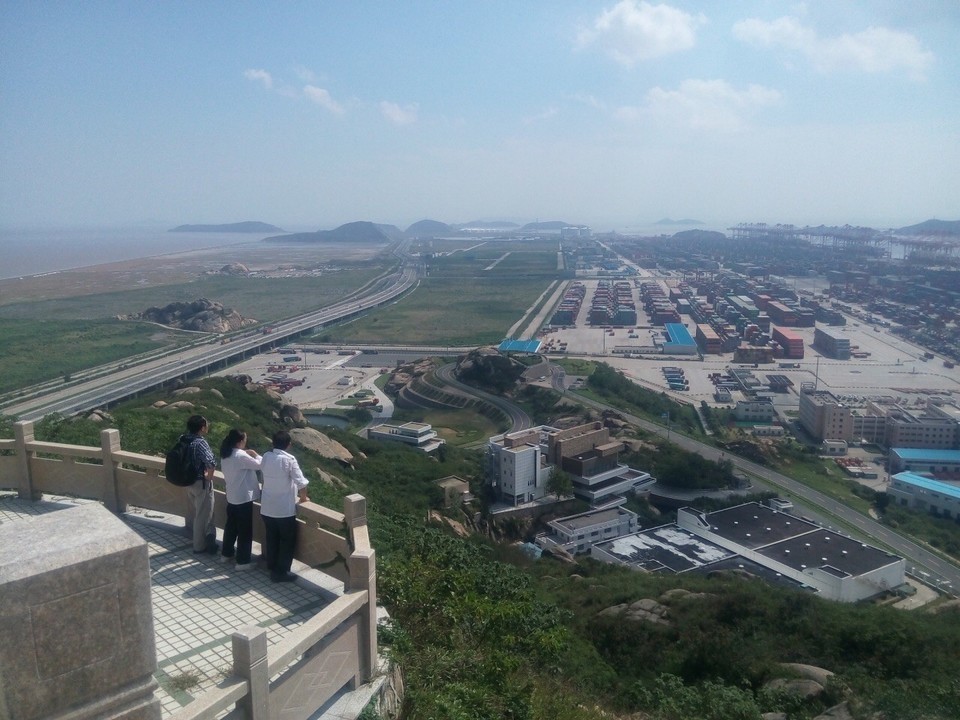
[232,627,269,720]
[101,428,126,513]
[0,503,160,720]
[343,493,367,531]
[348,548,377,684]
[13,421,38,501]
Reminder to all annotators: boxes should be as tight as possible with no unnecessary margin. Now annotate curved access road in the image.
[434,363,532,432]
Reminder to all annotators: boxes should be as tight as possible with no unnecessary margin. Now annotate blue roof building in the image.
[662,323,698,356]
[889,471,960,519]
[890,448,960,475]
[498,338,542,354]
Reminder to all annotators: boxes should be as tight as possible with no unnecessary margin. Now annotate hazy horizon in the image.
[2,2,958,230]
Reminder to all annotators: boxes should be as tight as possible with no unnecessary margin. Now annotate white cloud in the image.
[569,93,608,111]
[379,101,419,125]
[523,106,559,125]
[733,15,933,80]
[619,79,781,131]
[243,68,273,90]
[578,0,705,66]
[304,85,345,115]
[293,65,317,83]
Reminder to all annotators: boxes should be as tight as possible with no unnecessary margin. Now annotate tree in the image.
[547,468,575,498]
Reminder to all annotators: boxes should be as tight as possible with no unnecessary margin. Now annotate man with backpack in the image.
[181,415,218,554]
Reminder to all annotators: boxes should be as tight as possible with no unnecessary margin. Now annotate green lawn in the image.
[0,319,192,394]
[318,277,551,346]
[392,406,506,446]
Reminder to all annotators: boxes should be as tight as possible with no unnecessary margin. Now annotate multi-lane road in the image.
[4,263,418,421]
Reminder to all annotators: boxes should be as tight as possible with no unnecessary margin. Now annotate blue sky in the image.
[1,1,957,231]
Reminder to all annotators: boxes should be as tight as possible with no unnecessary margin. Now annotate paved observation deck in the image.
[0,492,382,719]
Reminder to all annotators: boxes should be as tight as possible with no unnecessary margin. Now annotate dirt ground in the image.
[0,241,384,306]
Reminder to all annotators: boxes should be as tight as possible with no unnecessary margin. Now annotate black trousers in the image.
[222,501,254,564]
[262,515,298,578]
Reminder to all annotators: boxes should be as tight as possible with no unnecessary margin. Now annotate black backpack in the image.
[164,435,198,486]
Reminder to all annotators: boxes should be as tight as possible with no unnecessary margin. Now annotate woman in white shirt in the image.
[219,429,262,570]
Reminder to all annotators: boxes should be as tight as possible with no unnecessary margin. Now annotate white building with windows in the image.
[367,421,444,453]
[537,506,639,555]
[486,428,552,506]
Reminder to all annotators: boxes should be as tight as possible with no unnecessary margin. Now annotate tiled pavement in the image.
[1,492,381,719]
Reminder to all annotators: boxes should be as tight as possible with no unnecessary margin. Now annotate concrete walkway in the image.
[0,492,381,719]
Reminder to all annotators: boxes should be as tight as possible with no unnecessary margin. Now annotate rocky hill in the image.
[519,220,568,231]
[897,218,960,236]
[124,297,258,333]
[406,219,453,237]
[265,220,398,244]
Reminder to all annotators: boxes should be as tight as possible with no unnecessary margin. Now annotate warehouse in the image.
[591,502,905,602]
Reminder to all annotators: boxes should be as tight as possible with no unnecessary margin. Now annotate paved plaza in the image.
[0,492,377,719]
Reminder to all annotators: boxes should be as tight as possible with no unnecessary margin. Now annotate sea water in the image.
[0,226,277,280]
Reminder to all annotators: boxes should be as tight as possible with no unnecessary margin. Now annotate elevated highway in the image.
[5,261,419,421]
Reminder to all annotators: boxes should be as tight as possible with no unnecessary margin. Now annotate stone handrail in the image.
[1,420,377,720]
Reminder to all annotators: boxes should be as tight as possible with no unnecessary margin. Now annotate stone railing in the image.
[0,421,378,720]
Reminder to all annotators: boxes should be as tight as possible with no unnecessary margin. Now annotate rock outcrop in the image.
[218,263,249,275]
[127,297,257,333]
[289,428,354,465]
[597,598,670,626]
[455,347,525,393]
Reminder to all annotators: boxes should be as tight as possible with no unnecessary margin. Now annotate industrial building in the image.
[536,505,640,555]
[888,471,960,518]
[733,399,777,424]
[592,502,905,602]
[367,421,445,453]
[662,323,699,355]
[487,422,655,506]
[889,448,960,477]
[800,392,960,449]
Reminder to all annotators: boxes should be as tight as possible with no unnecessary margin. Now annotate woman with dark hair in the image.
[219,429,262,570]
[260,430,309,583]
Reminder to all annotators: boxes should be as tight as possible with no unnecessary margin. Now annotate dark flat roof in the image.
[757,529,901,576]
[595,525,733,573]
[703,503,819,549]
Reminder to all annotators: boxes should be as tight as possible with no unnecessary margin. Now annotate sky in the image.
[1,1,958,232]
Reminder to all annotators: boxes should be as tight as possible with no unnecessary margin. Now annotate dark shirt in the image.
[184,433,216,483]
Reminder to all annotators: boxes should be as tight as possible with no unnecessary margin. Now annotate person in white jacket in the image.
[219,429,262,570]
[259,430,309,583]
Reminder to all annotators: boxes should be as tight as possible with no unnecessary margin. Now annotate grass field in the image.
[0,319,192,394]
[426,245,558,278]
[318,276,551,346]
[392,407,505,446]
[0,268,385,322]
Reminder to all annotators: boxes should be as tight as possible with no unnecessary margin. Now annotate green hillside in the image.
[6,378,959,720]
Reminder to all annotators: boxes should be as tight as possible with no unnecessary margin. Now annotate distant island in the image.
[170,221,286,233]
[264,221,402,244]
[896,219,960,236]
[655,218,704,226]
